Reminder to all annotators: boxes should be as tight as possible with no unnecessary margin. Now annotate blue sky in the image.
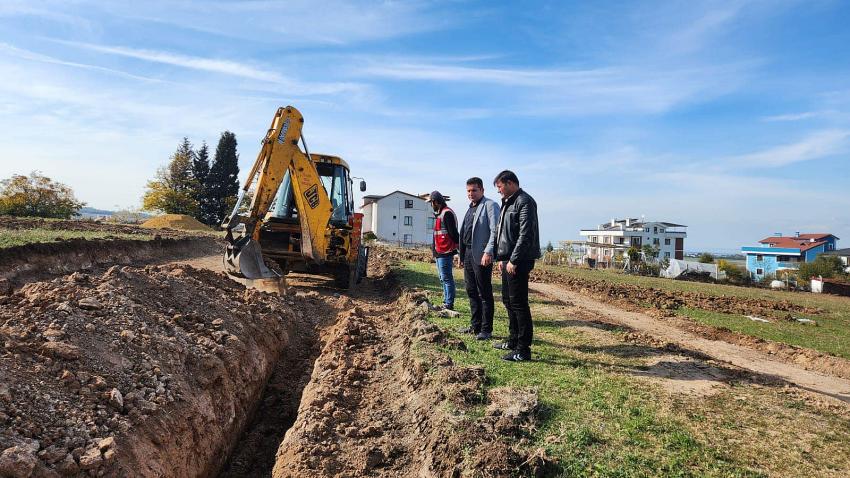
[1,0,848,251]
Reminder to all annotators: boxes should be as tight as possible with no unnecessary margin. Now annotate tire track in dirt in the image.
[531,282,850,404]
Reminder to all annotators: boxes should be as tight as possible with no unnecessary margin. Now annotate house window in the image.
[426,217,435,229]
[404,200,414,209]
[664,238,671,245]
[404,216,413,226]
[653,227,658,234]
[755,255,763,261]
[778,256,789,262]
[756,268,764,275]
[392,215,397,220]
[665,252,670,258]
[653,238,660,246]
[644,227,650,232]
[403,234,413,244]
[828,243,834,250]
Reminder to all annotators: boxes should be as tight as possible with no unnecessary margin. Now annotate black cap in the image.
[426,190,445,203]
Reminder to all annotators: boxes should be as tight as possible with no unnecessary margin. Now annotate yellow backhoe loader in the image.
[222,106,368,289]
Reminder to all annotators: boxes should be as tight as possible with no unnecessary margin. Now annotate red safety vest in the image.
[433,207,458,254]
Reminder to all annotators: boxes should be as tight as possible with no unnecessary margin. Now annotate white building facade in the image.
[360,191,435,246]
[579,218,687,265]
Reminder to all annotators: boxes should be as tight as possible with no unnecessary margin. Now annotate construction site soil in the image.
[1,233,547,477]
[377,248,850,385]
[529,269,850,381]
[0,217,219,289]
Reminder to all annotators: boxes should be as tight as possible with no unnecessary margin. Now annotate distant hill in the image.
[77,207,152,221]
[78,207,114,217]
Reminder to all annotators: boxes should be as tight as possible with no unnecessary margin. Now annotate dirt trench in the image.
[1,240,544,477]
[0,236,221,290]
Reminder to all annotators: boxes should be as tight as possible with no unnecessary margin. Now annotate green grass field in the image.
[540,264,850,359]
[397,260,850,478]
[0,228,154,249]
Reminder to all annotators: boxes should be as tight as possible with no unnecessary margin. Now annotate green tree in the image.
[627,246,641,263]
[207,131,241,226]
[641,243,660,260]
[142,138,199,216]
[192,141,215,225]
[0,171,85,219]
[698,252,716,263]
[799,255,845,282]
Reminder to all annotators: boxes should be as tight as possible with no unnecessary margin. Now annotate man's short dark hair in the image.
[466,177,483,189]
[493,170,519,186]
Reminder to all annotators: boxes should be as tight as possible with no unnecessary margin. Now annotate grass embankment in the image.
[0,228,154,249]
[398,260,850,478]
[541,265,850,359]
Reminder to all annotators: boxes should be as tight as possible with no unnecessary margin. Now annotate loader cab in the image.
[269,155,354,226]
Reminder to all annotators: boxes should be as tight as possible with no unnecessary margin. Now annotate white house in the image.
[579,217,687,265]
[360,191,436,246]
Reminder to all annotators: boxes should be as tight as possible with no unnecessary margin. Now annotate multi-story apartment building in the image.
[579,217,687,265]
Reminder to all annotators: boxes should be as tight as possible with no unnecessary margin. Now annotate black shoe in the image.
[502,351,531,362]
[444,304,454,311]
[457,326,477,335]
[492,341,515,350]
[475,331,492,340]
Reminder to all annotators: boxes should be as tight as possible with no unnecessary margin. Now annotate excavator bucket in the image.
[223,236,279,280]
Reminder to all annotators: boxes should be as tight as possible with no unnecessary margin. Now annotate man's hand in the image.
[497,261,504,272]
[506,261,517,275]
[455,255,462,268]
[480,252,492,267]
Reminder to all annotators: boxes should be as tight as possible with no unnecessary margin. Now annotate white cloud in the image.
[729,130,850,168]
[0,42,161,83]
[358,59,753,115]
[60,41,284,82]
[762,111,825,122]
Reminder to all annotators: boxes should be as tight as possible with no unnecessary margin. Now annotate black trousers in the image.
[501,260,535,353]
[463,249,494,333]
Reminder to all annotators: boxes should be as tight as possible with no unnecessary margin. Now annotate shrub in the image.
[718,260,749,285]
[799,255,845,283]
[697,252,715,263]
[363,231,378,242]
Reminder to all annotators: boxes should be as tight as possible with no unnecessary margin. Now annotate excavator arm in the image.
[224,106,334,278]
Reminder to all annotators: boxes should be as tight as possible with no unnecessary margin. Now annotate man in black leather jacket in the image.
[492,170,540,361]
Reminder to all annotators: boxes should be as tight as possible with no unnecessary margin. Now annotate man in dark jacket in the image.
[492,170,540,361]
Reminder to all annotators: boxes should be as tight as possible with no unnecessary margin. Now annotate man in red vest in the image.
[427,190,459,310]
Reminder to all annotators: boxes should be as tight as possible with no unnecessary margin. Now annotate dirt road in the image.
[531,282,850,404]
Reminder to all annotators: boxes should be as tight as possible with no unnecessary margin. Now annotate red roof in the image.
[759,234,834,252]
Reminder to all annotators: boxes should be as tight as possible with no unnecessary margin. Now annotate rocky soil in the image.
[272,289,546,477]
[0,264,316,477]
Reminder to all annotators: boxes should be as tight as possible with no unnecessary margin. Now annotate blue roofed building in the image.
[741,233,840,281]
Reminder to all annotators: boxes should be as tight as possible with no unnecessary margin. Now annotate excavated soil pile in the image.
[0,264,315,477]
[141,215,213,232]
[370,245,432,265]
[272,290,549,477]
[531,269,823,320]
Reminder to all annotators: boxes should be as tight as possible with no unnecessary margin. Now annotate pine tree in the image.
[207,131,240,225]
[192,141,213,224]
[142,137,200,216]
